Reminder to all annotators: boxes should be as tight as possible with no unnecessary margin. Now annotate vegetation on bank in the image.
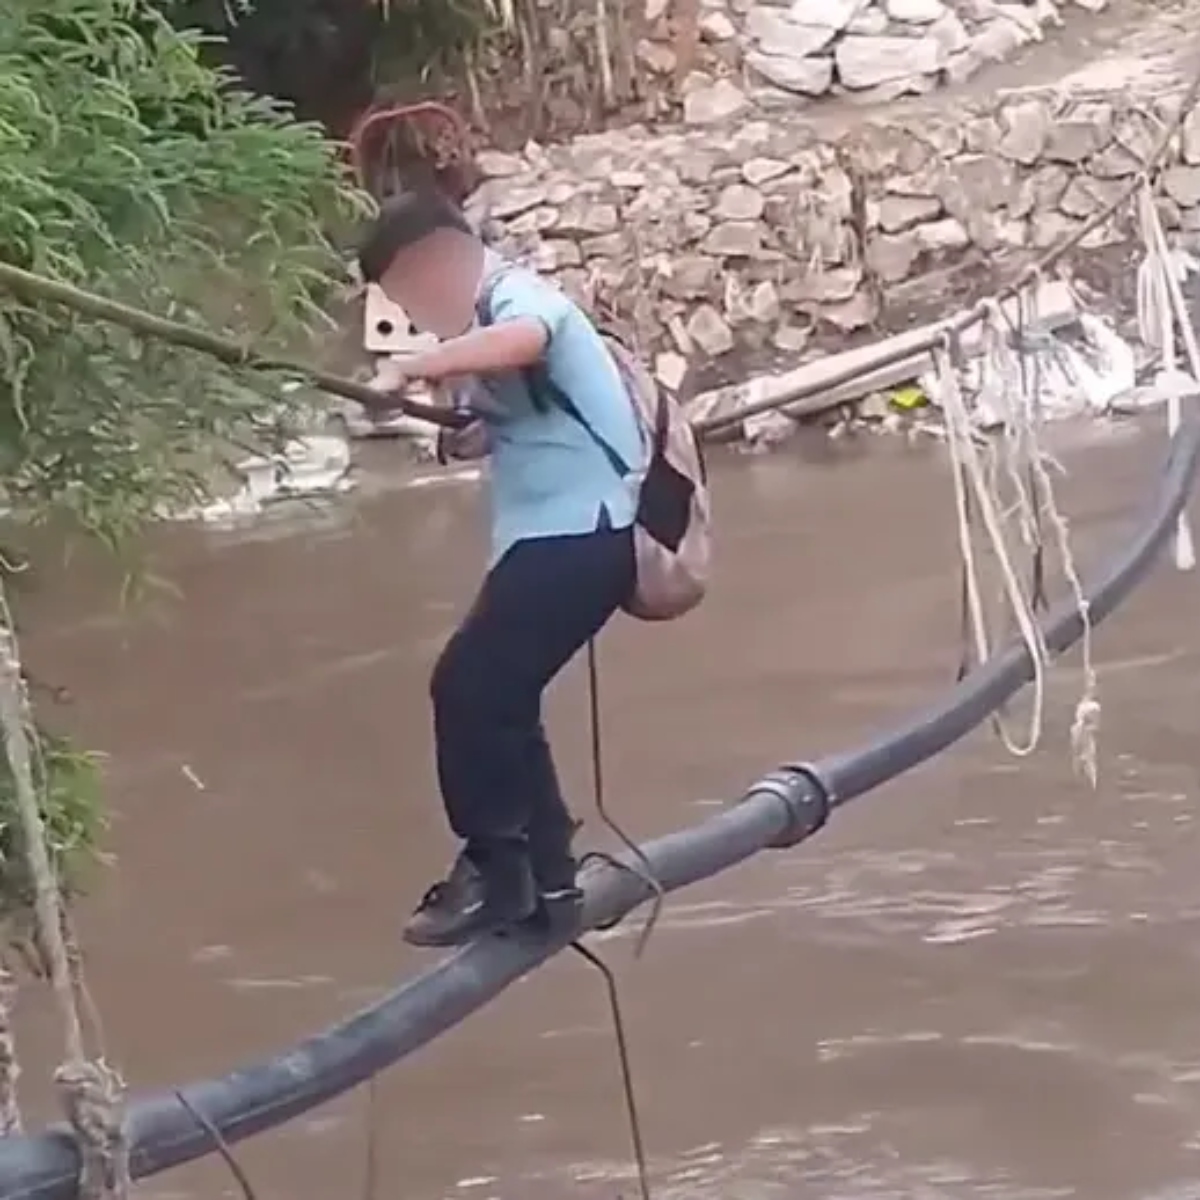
[163,0,656,144]
[0,0,367,946]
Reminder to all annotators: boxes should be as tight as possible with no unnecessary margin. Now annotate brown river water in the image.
[11,417,1200,1200]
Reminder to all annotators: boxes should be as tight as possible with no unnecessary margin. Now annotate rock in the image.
[858,392,891,420]
[1058,174,1126,219]
[687,304,735,356]
[655,352,689,392]
[683,78,751,125]
[1080,217,1123,249]
[926,10,970,55]
[611,170,648,189]
[866,232,920,282]
[843,74,938,105]
[490,184,551,220]
[532,240,583,271]
[787,265,863,304]
[884,169,938,197]
[772,323,811,353]
[848,5,889,33]
[660,255,719,300]
[788,0,865,28]
[702,221,763,256]
[746,6,841,58]
[1043,104,1114,163]
[966,15,1028,65]
[997,2,1048,36]
[1183,106,1200,166]
[835,34,946,89]
[742,157,793,186]
[883,0,946,22]
[821,291,879,332]
[477,150,526,178]
[580,233,627,258]
[636,39,677,75]
[745,280,781,323]
[1070,0,1106,10]
[1009,165,1070,218]
[1089,141,1144,179]
[995,218,1027,248]
[700,10,737,40]
[678,149,720,184]
[1163,166,1200,209]
[913,218,969,251]
[872,194,942,232]
[1029,210,1081,249]
[944,50,981,85]
[938,153,1018,216]
[1033,0,1064,24]
[645,0,670,20]
[681,211,715,241]
[747,50,835,95]
[996,98,1051,164]
[715,183,766,220]
[556,202,619,235]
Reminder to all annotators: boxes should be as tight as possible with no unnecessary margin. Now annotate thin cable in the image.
[174,1091,257,1200]
[569,942,652,1200]
[584,640,664,958]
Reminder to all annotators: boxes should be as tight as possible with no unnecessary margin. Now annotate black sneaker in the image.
[403,849,537,949]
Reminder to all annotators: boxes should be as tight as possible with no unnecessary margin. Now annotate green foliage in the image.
[160,0,501,125]
[0,0,369,547]
[0,0,372,934]
[0,728,105,947]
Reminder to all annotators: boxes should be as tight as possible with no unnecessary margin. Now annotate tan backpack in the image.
[476,274,712,621]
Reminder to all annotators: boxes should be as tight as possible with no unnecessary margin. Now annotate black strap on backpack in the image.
[474,271,632,478]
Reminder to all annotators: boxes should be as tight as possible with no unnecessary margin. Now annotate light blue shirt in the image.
[472,264,645,562]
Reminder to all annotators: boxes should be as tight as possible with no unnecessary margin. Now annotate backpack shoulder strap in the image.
[475,266,633,477]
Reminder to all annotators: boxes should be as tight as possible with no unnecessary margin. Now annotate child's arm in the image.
[402,319,548,383]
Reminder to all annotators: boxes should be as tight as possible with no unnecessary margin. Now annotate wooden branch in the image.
[0,262,472,430]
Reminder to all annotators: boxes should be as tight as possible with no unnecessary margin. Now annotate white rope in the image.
[1137,183,1197,572]
[0,587,128,1197]
[934,337,1047,756]
[933,292,1102,780]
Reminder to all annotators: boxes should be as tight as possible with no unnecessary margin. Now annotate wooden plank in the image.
[685,279,1079,429]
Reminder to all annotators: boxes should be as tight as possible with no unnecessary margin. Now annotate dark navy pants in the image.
[430,524,635,887]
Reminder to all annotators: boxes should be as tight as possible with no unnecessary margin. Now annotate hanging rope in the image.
[933,287,1104,780]
[583,641,664,958]
[569,942,652,1200]
[0,965,21,1135]
[935,333,1049,757]
[1137,182,1199,573]
[0,586,128,1198]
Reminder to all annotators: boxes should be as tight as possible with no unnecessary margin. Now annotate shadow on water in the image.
[11,418,1200,1200]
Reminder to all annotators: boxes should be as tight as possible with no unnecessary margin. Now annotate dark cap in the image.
[357,188,473,284]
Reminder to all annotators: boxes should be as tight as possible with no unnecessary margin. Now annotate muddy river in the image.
[11,418,1200,1200]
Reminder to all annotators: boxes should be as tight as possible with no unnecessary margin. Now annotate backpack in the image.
[476,269,711,622]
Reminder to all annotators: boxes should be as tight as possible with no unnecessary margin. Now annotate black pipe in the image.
[2,415,1196,1200]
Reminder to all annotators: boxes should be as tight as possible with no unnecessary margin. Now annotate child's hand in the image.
[437,419,491,464]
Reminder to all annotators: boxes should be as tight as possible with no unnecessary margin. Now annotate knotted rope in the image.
[0,605,128,1197]
[0,966,21,1135]
[932,289,1101,781]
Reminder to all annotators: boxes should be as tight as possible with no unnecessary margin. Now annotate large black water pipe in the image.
[2,414,1197,1200]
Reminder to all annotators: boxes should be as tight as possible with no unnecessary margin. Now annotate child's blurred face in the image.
[378,228,483,340]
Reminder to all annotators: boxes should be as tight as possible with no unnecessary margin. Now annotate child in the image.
[357,189,644,947]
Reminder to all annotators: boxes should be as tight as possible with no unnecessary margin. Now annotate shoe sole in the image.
[403,905,539,949]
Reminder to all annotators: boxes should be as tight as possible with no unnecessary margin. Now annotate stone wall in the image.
[660,0,1101,122]
[474,86,1200,393]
